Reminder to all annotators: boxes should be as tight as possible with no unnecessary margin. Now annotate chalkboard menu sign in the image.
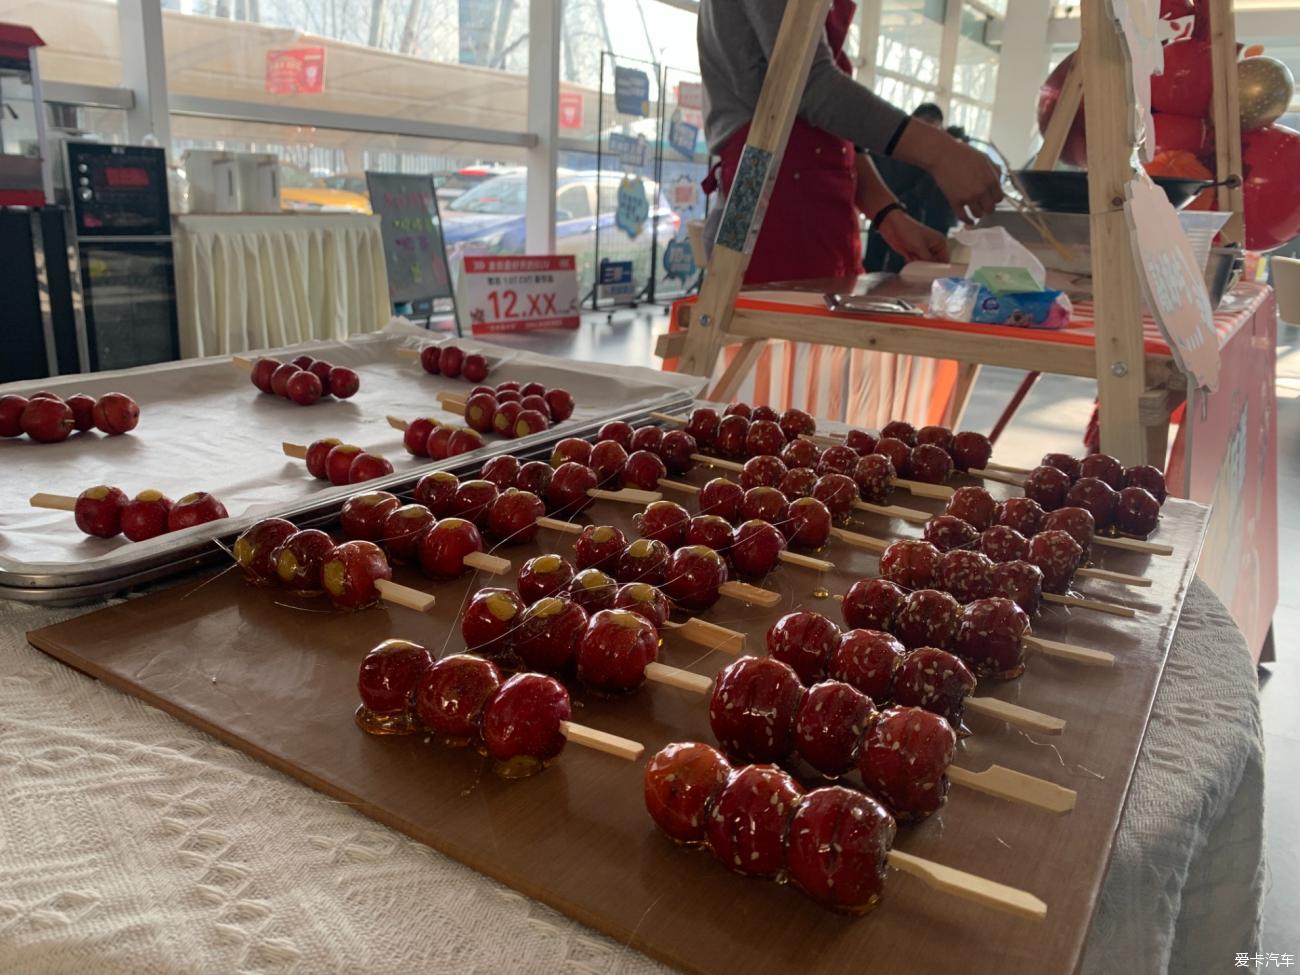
[365,171,455,313]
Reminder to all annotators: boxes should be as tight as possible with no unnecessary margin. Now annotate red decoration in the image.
[1241,124,1300,251]
[1150,39,1213,117]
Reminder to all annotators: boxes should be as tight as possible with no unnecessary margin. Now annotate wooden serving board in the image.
[27,468,1208,975]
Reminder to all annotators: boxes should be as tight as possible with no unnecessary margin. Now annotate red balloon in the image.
[1150,40,1213,118]
[1152,112,1213,156]
[1241,124,1300,252]
[1037,51,1088,168]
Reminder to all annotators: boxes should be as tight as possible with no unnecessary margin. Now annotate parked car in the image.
[433,166,509,207]
[279,166,371,214]
[439,168,679,293]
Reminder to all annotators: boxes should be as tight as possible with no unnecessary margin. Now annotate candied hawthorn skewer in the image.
[643,746,1046,920]
[765,610,1066,736]
[232,518,437,611]
[31,488,227,538]
[968,461,1173,556]
[355,644,642,775]
[840,572,1115,669]
[280,439,399,483]
[873,537,1136,620]
[708,658,1075,816]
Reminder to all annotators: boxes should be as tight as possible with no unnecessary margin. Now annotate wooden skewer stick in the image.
[799,432,842,447]
[387,415,409,430]
[648,411,686,425]
[853,499,931,524]
[590,487,662,504]
[29,493,78,512]
[778,550,835,571]
[231,355,254,372]
[463,551,512,574]
[718,581,782,608]
[559,721,644,761]
[690,452,743,472]
[663,618,746,654]
[947,764,1077,815]
[964,697,1066,736]
[658,478,701,495]
[643,662,714,695]
[983,460,1031,475]
[396,347,422,361]
[969,467,1027,487]
[1041,592,1136,619]
[536,516,584,535]
[828,526,888,554]
[1024,634,1115,667]
[373,579,437,612]
[1075,565,1152,588]
[438,392,468,412]
[887,850,1046,921]
[282,441,309,459]
[892,477,954,500]
[1092,534,1174,557]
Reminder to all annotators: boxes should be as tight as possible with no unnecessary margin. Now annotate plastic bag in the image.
[954,227,1047,291]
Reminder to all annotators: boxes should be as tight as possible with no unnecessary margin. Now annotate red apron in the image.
[719,0,861,285]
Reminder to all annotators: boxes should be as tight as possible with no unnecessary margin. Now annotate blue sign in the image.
[668,117,700,160]
[615,176,650,239]
[662,238,697,283]
[599,259,637,304]
[614,66,651,117]
[607,132,648,169]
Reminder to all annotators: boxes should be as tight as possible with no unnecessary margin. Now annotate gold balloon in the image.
[1238,56,1295,132]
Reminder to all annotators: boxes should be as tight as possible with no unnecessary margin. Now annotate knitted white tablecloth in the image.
[0,578,1263,975]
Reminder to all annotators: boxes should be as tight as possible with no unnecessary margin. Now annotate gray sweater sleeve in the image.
[699,0,909,156]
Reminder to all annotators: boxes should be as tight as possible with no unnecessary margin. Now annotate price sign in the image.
[458,255,580,335]
[1124,171,1220,390]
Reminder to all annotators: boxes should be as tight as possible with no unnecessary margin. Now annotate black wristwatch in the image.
[871,201,907,227]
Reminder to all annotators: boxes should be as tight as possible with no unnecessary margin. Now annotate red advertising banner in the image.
[558,92,584,130]
[459,255,581,334]
[1167,291,1279,661]
[265,47,326,95]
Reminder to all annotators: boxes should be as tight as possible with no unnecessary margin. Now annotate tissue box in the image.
[929,277,1073,329]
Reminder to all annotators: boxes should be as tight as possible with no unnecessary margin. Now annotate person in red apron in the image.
[698,0,1003,285]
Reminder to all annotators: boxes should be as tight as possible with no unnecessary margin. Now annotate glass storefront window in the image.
[0,0,121,85]
[876,0,944,91]
[161,0,531,132]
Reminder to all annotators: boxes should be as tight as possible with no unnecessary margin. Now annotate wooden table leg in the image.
[941,362,981,428]
[710,338,769,403]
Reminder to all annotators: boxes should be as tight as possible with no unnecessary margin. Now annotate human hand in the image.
[879,210,950,264]
[894,124,1004,224]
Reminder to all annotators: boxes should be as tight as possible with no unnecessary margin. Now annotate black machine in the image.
[0,141,180,383]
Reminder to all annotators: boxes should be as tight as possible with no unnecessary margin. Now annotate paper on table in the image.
[0,323,703,577]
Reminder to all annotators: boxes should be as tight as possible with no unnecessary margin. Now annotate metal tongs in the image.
[823,294,923,316]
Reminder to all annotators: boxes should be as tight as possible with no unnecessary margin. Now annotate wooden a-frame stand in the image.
[663,0,1245,467]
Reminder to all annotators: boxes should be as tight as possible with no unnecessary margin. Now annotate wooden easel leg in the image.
[670,0,833,381]
[941,363,981,428]
[1033,58,1083,171]
[710,338,769,403]
[1082,0,1148,467]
